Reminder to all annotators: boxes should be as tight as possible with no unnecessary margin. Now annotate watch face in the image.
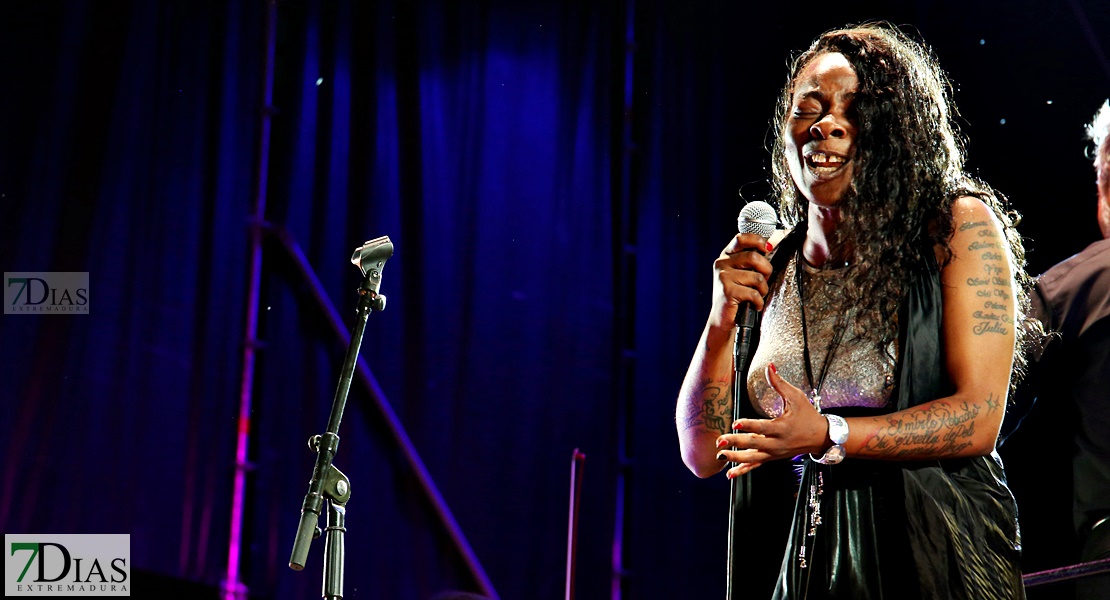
[828,415,849,445]
[823,444,846,464]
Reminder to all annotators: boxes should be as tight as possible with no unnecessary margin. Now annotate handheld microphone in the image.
[734,201,778,364]
[737,200,778,239]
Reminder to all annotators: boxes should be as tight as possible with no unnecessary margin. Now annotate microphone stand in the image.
[288,236,394,600]
[725,205,777,600]
[725,307,757,600]
[565,448,586,600]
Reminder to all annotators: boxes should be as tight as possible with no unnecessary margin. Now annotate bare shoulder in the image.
[950,195,1000,228]
[931,196,1001,266]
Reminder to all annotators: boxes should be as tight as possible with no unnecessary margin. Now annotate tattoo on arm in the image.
[861,400,981,459]
[985,393,1001,415]
[960,221,1012,336]
[681,379,731,435]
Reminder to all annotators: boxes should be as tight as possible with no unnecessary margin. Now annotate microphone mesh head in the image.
[737,201,779,239]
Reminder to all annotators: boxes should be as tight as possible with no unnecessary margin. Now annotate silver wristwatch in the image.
[811,414,848,465]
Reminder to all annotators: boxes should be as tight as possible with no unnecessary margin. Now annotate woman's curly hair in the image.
[769,22,1039,385]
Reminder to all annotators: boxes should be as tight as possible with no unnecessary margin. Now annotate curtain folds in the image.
[2,1,1100,599]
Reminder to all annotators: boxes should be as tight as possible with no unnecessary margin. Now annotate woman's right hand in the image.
[677,232,778,477]
[709,234,774,330]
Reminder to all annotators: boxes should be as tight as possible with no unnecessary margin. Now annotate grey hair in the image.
[1086,100,1110,164]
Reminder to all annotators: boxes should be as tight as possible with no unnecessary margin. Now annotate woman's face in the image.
[784,52,860,208]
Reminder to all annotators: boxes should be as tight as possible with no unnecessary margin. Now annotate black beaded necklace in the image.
[795,244,849,412]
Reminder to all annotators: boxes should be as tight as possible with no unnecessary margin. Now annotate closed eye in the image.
[791,97,823,118]
[792,110,819,118]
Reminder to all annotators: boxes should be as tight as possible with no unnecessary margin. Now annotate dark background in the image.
[0,1,1105,598]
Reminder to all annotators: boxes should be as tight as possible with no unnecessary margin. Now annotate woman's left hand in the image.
[713,363,831,478]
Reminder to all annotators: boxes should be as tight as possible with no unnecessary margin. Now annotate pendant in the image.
[808,389,822,412]
[798,471,824,569]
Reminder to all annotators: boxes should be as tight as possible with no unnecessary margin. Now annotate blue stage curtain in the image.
[2,1,1104,599]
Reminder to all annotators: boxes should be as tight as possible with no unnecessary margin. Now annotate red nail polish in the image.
[726,471,736,480]
[716,438,728,449]
[732,422,743,431]
[769,363,778,375]
[766,241,773,252]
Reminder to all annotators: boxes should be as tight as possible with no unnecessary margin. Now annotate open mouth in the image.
[804,152,849,176]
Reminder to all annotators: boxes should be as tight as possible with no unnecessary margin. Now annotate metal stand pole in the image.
[725,319,755,600]
[565,449,586,600]
[323,501,347,599]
